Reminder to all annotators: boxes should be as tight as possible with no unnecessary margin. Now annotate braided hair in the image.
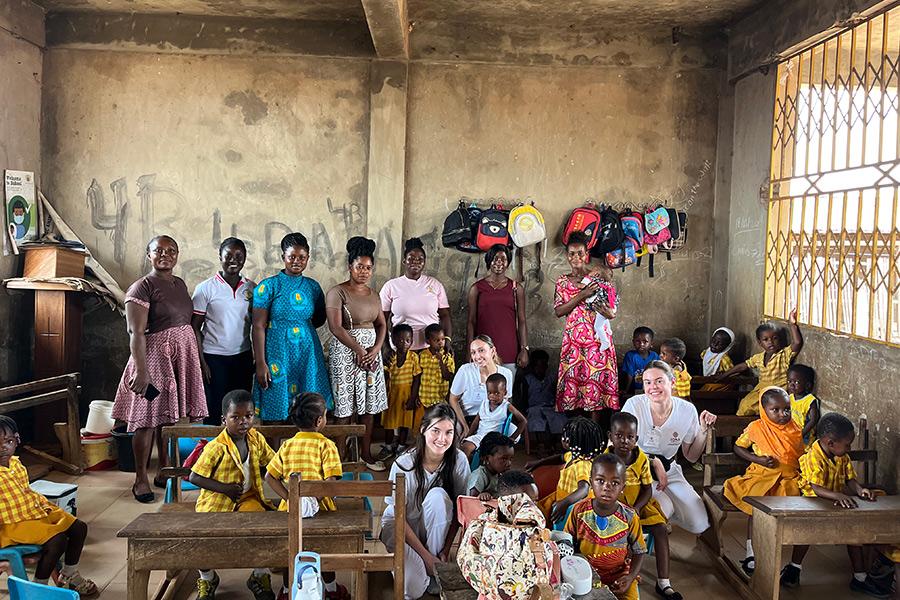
[219,236,246,255]
[562,417,605,467]
[288,392,326,429]
[281,232,310,255]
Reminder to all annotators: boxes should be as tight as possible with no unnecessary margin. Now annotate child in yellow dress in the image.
[785,364,820,448]
[0,416,97,595]
[660,337,692,399]
[779,413,881,596]
[723,387,803,576]
[565,454,646,600]
[718,308,803,415]
[607,411,677,599]
[265,392,345,599]
[418,323,455,408]
[382,324,422,456]
[699,327,734,391]
[530,417,604,530]
[189,390,277,599]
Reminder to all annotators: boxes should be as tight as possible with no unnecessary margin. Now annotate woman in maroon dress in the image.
[466,244,529,375]
[113,235,207,503]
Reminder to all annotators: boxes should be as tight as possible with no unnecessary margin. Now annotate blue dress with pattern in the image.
[252,271,333,420]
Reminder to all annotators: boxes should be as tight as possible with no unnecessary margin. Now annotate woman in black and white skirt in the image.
[325,236,389,471]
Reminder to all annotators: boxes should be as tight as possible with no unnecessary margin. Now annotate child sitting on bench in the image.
[723,387,803,577]
[0,416,97,595]
[266,392,345,599]
[779,413,880,596]
[786,364,820,448]
[189,390,278,600]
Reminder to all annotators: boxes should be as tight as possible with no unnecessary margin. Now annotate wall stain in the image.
[224,90,269,125]
[239,179,292,197]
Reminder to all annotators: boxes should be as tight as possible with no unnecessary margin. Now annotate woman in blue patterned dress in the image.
[251,233,333,421]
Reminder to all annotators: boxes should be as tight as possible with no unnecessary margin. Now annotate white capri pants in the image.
[651,462,710,535]
[380,487,453,600]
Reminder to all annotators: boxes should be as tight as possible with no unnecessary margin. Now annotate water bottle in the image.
[293,552,323,600]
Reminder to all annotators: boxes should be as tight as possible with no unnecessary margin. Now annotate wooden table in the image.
[118,510,369,600]
[747,495,900,600]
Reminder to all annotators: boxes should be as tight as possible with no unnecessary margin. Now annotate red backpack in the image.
[562,204,602,248]
[476,205,511,251]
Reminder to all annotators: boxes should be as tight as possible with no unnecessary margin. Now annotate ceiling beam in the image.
[360,0,408,59]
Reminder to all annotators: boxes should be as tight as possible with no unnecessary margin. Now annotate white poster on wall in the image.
[5,170,38,244]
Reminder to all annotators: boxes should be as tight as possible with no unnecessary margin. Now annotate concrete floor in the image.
[0,450,872,599]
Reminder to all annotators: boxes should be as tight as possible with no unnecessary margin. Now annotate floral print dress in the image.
[554,274,619,411]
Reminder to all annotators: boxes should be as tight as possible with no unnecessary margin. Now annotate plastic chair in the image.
[0,546,42,580]
[469,414,514,470]
[8,575,78,599]
[164,435,212,503]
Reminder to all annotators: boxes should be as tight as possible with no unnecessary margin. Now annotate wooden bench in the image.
[0,373,81,474]
[689,375,757,415]
[118,509,370,600]
[699,416,879,597]
[749,495,900,600]
[289,473,405,599]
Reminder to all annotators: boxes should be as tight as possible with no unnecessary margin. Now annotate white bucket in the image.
[560,555,592,596]
[84,400,115,435]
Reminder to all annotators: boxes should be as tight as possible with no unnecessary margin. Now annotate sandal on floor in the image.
[58,571,99,596]
[740,557,756,576]
[132,485,155,504]
[655,583,683,600]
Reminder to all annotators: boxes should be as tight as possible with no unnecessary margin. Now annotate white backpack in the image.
[508,203,546,248]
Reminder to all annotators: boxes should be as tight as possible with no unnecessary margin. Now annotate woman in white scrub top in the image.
[621,360,717,534]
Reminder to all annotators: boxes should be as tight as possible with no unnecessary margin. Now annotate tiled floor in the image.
[0,451,877,599]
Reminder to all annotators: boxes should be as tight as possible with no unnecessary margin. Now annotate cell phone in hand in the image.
[144,384,160,401]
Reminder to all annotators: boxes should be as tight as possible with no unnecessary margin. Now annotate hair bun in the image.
[346,236,376,255]
[404,237,425,253]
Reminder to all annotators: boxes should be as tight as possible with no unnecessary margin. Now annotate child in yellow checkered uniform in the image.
[0,416,97,595]
[189,391,277,599]
[660,337,692,399]
[266,391,345,598]
[418,323,455,408]
[778,413,880,595]
[718,309,804,416]
[381,324,422,456]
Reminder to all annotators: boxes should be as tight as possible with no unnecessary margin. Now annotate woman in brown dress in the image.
[113,235,207,503]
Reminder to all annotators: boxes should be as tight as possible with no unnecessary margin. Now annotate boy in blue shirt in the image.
[620,327,659,396]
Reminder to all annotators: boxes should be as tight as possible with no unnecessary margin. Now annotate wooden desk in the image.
[118,510,369,600]
[747,495,900,600]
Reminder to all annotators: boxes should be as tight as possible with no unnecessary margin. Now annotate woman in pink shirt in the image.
[380,238,453,351]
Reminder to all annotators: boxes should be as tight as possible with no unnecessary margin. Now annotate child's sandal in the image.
[740,557,755,576]
[59,571,99,596]
[655,583,683,600]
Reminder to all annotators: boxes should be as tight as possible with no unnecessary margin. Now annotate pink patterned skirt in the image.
[113,324,208,432]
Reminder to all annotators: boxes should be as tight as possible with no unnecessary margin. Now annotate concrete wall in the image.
[0,0,44,384]
[722,2,899,489]
[41,34,722,400]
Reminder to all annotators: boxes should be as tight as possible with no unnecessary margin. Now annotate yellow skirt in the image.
[236,492,269,512]
[0,506,76,547]
[621,485,667,527]
[736,385,764,416]
[723,463,801,515]
[381,387,423,431]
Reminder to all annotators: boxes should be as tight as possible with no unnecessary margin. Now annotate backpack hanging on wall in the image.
[476,205,511,251]
[509,203,546,248]
[457,204,484,253]
[442,201,473,248]
[589,205,627,258]
[562,204,602,248]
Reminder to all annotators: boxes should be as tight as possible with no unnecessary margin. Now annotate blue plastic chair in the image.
[164,435,213,503]
[469,414,514,470]
[8,575,77,599]
[0,546,42,580]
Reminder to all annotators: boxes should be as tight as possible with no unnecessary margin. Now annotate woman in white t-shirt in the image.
[621,360,717,536]
[448,336,513,436]
[191,237,255,425]
[381,404,470,599]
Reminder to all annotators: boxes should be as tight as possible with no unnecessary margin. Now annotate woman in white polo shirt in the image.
[448,335,513,436]
[191,237,255,424]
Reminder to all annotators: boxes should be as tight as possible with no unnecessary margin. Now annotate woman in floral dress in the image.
[554,231,619,420]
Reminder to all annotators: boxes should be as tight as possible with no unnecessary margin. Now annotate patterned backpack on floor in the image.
[457,493,558,600]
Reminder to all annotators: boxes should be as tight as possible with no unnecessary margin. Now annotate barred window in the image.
[766,7,900,347]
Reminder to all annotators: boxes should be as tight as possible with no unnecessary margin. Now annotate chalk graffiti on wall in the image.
[86,178,129,265]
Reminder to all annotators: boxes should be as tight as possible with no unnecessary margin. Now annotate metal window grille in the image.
[766,6,900,347]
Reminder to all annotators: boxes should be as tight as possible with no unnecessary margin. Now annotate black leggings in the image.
[203,351,254,424]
